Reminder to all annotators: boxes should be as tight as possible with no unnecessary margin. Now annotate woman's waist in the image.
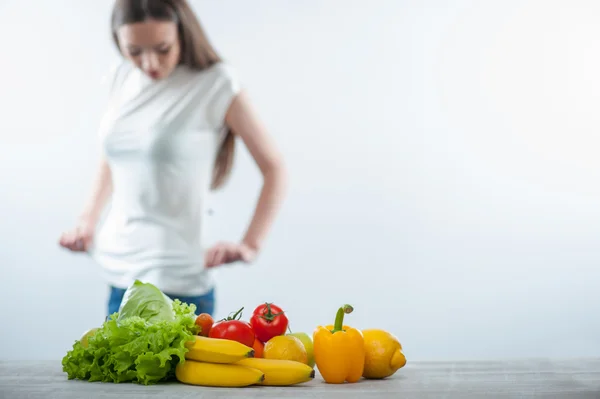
[97,213,207,250]
[110,174,207,211]
[91,235,207,267]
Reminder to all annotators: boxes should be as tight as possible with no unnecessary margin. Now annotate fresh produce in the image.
[252,338,265,358]
[175,360,265,387]
[195,313,214,337]
[62,280,198,385]
[263,335,308,364]
[287,332,315,368]
[116,280,176,323]
[236,358,315,386]
[184,335,255,363]
[209,307,255,347]
[79,328,99,349]
[313,304,365,384]
[362,329,407,379]
[63,281,407,388]
[250,302,289,343]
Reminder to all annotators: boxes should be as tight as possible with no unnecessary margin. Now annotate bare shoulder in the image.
[225,90,284,171]
[225,90,256,133]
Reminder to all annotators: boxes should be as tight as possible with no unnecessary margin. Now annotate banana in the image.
[176,360,265,387]
[184,335,254,363]
[235,358,316,386]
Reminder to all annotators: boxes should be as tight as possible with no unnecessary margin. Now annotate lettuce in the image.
[117,280,175,324]
[61,281,199,385]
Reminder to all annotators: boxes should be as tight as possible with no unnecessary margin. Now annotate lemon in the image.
[80,328,99,348]
[287,332,315,368]
[263,335,308,364]
[362,329,407,379]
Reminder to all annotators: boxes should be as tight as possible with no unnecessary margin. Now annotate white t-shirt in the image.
[89,61,241,296]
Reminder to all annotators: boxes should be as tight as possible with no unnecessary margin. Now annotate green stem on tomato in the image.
[264,303,275,320]
[331,304,353,333]
[219,307,245,322]
[231,307,244,320]
[260,303,284,322]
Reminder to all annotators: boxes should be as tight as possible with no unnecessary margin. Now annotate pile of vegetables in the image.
[204,302,290,348]
[61,280,199,385]
[62,282,408,387]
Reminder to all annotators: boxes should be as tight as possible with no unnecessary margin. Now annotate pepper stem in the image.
[331,304,353,333]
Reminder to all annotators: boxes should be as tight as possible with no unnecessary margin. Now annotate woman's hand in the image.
[59,218,95,253]
[205,242,257,268]
[59,156,112,254]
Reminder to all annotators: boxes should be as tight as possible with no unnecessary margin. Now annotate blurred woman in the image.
[59,0,287,317]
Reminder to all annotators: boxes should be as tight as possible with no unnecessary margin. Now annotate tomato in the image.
[195,313,214,337]
[209,307,255,348]
[209,320,255,347]
[252,338,264,358]
[250,302,289,343]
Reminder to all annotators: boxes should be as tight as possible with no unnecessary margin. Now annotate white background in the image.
[1,0,599,362]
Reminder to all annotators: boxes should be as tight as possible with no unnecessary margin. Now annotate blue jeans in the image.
[107,286,215,318]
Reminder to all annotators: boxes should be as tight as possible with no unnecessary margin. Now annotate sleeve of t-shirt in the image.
[96,61,130,140]
[100,62,119,98]
[100,60,131,101]
[208,63,243,128]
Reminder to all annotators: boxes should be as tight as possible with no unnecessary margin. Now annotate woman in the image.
[58,0,287,317]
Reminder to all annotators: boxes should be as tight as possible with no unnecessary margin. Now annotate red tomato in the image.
[250,303,289,343]
[208,307,255,348]
[195,313,214,337]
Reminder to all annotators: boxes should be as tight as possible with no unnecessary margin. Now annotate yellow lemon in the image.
[263,335,308,364]
[287,332,315,368]
[80,328,99,348]
[362,329,406,379]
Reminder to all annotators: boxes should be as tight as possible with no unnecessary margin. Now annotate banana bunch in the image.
[176,336,315,387]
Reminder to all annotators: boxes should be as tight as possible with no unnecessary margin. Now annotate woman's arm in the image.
[226,90,288,253]
[59,156,113,252]
[204,90,287,267]
[80,156,113,225]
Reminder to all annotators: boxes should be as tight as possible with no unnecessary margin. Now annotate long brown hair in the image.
[111,0,235,190]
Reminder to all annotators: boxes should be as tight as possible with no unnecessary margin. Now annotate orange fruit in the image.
[252,338,264,358]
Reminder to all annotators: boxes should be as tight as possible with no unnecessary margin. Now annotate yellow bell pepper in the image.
[313,304,365,384]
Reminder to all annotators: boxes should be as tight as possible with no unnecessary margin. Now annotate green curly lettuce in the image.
[116,280,176,324]
[61,281,199,385]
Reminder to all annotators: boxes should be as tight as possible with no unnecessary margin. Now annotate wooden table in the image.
[1,358,600,398]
